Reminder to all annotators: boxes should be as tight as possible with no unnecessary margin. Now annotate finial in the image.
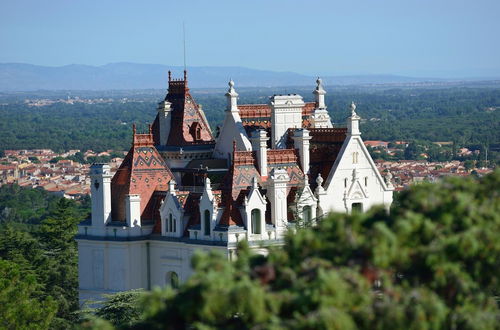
[184,70,187,81]
[148,124,152,134]
[316,173,323,186]
[229,79,234,88]
[205,176,211,188]
[168,70,171,82]
[350,101,357,115]
[132,123,136,135]
[252,177,258,189]
[316,77,322,86]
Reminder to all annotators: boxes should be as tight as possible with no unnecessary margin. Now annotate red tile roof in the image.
[111,127,174,222]
[152,71,215,147]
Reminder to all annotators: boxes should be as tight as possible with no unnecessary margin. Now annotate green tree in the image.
[37,198,82,328]
[0,259,57,329]
[88,290,144,328]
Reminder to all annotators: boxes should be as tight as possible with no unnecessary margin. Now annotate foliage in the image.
[118,170,500,329]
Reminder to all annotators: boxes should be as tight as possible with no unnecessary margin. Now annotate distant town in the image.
[0,142,493,198]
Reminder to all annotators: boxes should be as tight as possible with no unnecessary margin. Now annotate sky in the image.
[1,0,499,78]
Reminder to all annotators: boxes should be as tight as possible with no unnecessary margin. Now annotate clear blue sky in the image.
[1,0,499,78]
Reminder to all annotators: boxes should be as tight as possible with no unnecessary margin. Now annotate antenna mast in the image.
[183,21,187,72]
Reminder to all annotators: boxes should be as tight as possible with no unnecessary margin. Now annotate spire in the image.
[168,70,172,82]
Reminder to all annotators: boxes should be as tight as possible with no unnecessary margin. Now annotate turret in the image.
[90,164,112,226]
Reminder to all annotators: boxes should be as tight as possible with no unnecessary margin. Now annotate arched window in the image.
[251,209,261,234]
[166,271,179,288]
[168,213,172,232]
[173,218,176,233]
[204,210,211,236]
[303,206,312,222]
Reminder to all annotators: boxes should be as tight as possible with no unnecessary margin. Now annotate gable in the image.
[325,135,388,191]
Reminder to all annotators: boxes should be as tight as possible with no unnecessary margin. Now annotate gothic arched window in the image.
[204,210,211,236]
[251,209,261,234]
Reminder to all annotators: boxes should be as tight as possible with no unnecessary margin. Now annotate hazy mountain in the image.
[0,62,446,91]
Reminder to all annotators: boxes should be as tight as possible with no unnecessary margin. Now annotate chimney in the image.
[157,100,172,145]
[292,128,311,174]
[250,129,269,176]
[90,164,112,227]
[125,194,141,228]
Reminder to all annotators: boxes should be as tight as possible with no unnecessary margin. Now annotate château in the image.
[76,71,393,303]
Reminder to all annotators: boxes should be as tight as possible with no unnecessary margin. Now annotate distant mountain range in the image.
[0,62,477,91]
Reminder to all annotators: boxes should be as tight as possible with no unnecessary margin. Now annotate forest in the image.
[0,85,499,155]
